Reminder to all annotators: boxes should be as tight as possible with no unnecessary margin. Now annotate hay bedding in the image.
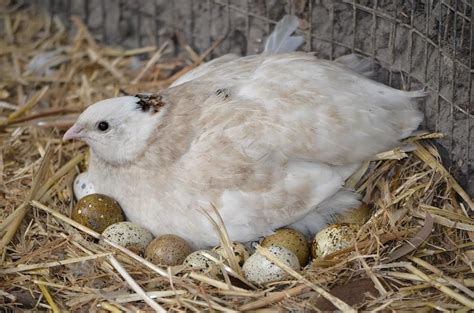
[0,6,473,312]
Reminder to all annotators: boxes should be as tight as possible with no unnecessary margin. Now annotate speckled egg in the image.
[73,172,96,200]
[312,224,359,258]
[261,228,310,266]
[334,203,370,225]
[184,250,220,270]
[213,242,250,266]
[71,193,124,233]
[102,222,154,255]
[145,234,193,266]
[243,246,300,285]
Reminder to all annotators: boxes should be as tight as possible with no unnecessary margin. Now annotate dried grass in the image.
[1,7,473,312]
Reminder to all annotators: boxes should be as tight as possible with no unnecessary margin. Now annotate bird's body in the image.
[64,17,424,248]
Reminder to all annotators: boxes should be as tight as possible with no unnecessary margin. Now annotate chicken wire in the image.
[34,0,473,196]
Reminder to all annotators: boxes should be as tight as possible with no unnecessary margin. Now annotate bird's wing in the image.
[194,52,424,166]
[174,111,357,241]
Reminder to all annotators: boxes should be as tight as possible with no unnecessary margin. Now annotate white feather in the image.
[264,15,304,54]
[289,189,361,237]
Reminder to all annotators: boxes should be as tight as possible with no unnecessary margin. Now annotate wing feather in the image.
[193,53,424,165]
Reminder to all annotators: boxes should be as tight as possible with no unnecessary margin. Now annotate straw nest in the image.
[1,7,473,312]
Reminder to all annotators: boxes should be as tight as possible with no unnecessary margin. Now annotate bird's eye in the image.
[97,121,109,132]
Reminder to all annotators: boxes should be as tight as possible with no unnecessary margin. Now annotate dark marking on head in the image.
[215,88,231,100]
[135,94,166,113]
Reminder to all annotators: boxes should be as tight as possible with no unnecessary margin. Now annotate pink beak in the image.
[63,124,85,141]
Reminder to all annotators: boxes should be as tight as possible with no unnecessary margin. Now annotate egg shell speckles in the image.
[102,222,154,255]
[212,242,250,266]
[71,194,124,233]
[145,234,193,266]
[184,250,220,270]
[73,172,96,200]
[243,246,300,285]
[312,224,359,258]
[261,228,310,266]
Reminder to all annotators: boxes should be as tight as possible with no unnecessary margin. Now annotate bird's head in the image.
[63,94,167,166]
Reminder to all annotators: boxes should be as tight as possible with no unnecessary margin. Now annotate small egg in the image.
[312,224,359,258]
[334,203,370,225]
[184,250,220,270]
[145,234,193,266]
[243,246,300,285]
[261,228,310,266]
[71,193,124,233]
[73,172,96,200]
[102,222,154,255]
[212,242,250,266]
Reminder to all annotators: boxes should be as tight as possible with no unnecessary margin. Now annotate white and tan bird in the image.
[64,16,424,248]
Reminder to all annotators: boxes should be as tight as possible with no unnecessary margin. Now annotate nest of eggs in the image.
[1,5,473,312]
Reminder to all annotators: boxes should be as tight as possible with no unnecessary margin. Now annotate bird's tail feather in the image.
[264,15,304,54]
[398,90,426,138]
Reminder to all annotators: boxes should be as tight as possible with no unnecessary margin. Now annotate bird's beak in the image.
[63,124,85,141]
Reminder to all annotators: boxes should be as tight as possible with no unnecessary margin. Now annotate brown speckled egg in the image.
[243,246,300,285]
[213,242,250,266]
[102,222,154,255]
[71,193,124,233]
[334,203,370,225]
[145,234,193,266]
[261,228,310,266]
[312,224,359,258]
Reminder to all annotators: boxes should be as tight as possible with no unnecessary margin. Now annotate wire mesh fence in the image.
[34,0,472,195]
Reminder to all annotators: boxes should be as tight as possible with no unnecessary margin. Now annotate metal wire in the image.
[36,0,473,195]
